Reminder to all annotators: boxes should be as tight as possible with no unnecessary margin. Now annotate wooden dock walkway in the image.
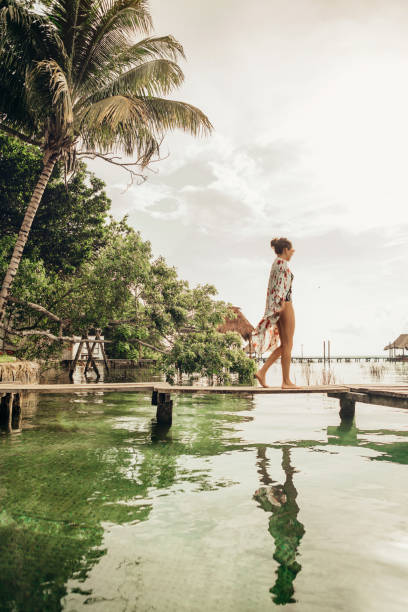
[0,382,407,428]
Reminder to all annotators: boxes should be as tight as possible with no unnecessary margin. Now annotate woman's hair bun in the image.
[270,237,292,254]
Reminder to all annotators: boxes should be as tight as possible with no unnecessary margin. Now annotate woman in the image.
[253,237,298,389]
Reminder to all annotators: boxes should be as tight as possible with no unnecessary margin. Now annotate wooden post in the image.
[84,338,97,375]
[0,394,6,429]
[156,392,173,426]
[96,328,110,373]
[11,393,21,430]
[328,340,331,362]
[7,393,13,433]
[339,396,355,419]
[69,338,85,380]
[323,340,326,363]
[84,339,100,378]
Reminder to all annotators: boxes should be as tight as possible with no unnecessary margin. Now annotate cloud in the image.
[331,324,365,336]
[85,0,408,355]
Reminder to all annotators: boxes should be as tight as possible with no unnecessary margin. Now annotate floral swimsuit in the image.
[285,272,294,302]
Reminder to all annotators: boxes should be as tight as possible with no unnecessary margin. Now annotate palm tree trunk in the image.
[0,153,58,322]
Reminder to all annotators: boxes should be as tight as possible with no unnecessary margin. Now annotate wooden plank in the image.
[349,386,408,399]
[0,383,157,393]
[329,390,408,410]
[152,384,348,395]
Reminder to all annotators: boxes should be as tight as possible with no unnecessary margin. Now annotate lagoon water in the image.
[0,361,407,611]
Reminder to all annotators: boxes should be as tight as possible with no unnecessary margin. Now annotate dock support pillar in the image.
[152,391,173,426]
[339,396,355,419]
[0,392,22,432]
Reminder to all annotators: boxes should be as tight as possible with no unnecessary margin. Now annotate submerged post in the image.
[154,392,173,426]
[339,396,355,419]
[6,393,13,431]
[327,391,356,419]
[0,392,22,433]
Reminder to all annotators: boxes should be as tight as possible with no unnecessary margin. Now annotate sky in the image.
[88,0,408,356]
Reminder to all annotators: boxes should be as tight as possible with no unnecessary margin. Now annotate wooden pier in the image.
[0,382,407,429]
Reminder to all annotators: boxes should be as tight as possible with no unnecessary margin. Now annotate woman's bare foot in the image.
[255,372,269,388]
[281,381,300,389]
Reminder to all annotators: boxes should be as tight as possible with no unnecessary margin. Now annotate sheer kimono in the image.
[252,257,293,358]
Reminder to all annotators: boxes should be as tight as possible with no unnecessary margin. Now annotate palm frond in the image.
[48,0,98,64]
[30,59,73,126]
[0,53,36,135]
[75,59,184,108]
[112,34,185,65]
[73,33,185,100]
[78,94,161,160]
[140,97,213,138]
[0,0,68,66]
[79,94,147,129]
[74,0,152,86]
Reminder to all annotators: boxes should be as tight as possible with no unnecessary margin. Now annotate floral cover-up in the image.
[252,257,293,358]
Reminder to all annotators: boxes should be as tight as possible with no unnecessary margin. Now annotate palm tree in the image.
[0,0,212,320]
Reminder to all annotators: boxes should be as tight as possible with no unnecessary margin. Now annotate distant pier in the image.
[288,356,401,364]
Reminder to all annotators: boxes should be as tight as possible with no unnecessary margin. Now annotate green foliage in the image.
[1,213,256,381]
[0,127,255,382]
[160,330,256,385]
[108,324,141,360]
[0,133,111,272]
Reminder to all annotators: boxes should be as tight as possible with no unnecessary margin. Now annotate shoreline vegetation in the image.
[0,0,255,385]
[0,355,16,363]
[0,133,255,384]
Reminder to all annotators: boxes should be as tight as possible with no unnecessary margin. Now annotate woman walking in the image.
[253,237,298,389]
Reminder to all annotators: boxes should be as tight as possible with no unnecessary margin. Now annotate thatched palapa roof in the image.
[384,334,408,350]
[218,306,254,340]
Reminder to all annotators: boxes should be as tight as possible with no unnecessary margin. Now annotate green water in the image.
[0,369,407,611]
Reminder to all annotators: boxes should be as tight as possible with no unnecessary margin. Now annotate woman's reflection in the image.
[254,446,305,605]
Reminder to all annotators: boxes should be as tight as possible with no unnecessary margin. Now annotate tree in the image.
[1,216,256,380]
[0,133,111,272]
[0,0,212,319]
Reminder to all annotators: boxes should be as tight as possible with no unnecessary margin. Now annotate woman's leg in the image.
[279,303,298,388]
[255,344,282,387]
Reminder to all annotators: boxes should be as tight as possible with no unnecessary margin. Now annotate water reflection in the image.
[0,393,253,610]
[151,421,173,443]
[254,447,305,605]
[327,415,408,464]
[327,414,358,446]
[0,384,407,610]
